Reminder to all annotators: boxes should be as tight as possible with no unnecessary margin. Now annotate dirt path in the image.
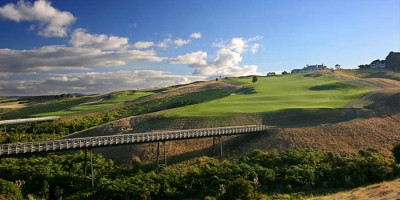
[335,71,387,121]
[341,80,383,120]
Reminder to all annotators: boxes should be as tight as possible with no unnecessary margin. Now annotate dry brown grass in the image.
[310,179,400,200]
[84,111,400,164]
[0,101,27,109]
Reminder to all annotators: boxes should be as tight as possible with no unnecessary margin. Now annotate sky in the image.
[0,0,399,96]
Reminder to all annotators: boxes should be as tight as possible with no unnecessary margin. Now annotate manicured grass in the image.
[164,73,373,117]
[0,98,18,104]
[1,97,91,119]
[33,91,153,117]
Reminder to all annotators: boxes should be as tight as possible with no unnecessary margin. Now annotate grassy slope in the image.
[310,178,400,200]
[33,91,152,117]
[354,70,400,81]
[0,91,153,119]
[163,73,372,117]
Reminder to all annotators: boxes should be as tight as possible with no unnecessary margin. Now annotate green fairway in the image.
[33,91,153,117]
[1,91,153,119]
[164,73,373,117]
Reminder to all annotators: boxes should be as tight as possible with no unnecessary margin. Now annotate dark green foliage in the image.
[358,64,370,69]
[252,76,258,84]
[0,179,23,200]
[0,149,398,199]
[393,144,400,164]
[385,51,400,69]
[0,152,113,199]
[221,178,259,200]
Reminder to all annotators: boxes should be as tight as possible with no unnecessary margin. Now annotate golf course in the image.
[163,73,372,117]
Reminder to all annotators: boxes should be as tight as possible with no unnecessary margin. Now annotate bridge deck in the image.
[0,116,60,125]
[0,125,267,156]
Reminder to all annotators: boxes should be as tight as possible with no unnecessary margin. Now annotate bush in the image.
[0,179,23,200]
[221,178,259,200]
[393,144,400,163]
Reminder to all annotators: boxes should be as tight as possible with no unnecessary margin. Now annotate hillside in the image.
[1,70,399,163]
[58,70,400,164]
[311,178,400,200]
[1,69,400,199]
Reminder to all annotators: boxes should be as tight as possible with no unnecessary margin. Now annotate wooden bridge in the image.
[0,125,268,188]
[0,125,267,156]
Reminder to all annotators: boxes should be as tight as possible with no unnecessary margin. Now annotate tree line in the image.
[1,147,400,200]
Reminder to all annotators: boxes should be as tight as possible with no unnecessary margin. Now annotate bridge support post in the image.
[219,136,223,159]
[163,141,167,167]
[90,149,94,189]
[212,137,216,154]
[83,148,87,188]
[156,141,160,166]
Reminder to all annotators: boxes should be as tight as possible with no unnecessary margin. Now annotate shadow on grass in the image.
[128,107,388,132]
[309,82,359,91]
[236,86,256,94]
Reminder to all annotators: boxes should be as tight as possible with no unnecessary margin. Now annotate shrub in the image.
[393,144,400,164]
[0,179,23,200]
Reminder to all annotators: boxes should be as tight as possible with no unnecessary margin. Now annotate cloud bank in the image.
[0,70,204,96]
[169,37,261,78]
[0,46,165,73]
[70,29,129,50]
[0,0,76,37]
[0,1,263,95]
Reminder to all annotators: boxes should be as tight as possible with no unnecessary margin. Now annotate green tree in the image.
[252,76,258,84]
[221,178,259,200]
[0,179,23,200]
[393,144,400,163]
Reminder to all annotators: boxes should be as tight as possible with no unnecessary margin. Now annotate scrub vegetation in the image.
[1,148,400,200]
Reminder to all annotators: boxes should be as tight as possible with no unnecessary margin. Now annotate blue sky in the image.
[0,0,399,95]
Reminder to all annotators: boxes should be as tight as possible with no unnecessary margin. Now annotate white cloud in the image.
[190,32,202,39]
[248,35,263,42]
[0,0,76,37]
[132,41,154,49]
[0,45,165,73]
[169,51,208,66]
[157,37,191,49]
[250,43,260,54]
[212,37,262,54]
[173,38,190,47]
[70,28,129,50]
[0,70,204,96]
[192,65,257,77]
[171,37,262,78]
[225,38,246,54]
[157,38,173,49]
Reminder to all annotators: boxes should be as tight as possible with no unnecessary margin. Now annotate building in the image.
[291,64,327,73]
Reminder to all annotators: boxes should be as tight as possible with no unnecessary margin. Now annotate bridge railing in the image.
[0,125,268,156]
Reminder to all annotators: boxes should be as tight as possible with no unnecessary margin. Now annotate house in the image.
[370,59,385,68]
[291,64,327,73]
[267,72,276,76]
